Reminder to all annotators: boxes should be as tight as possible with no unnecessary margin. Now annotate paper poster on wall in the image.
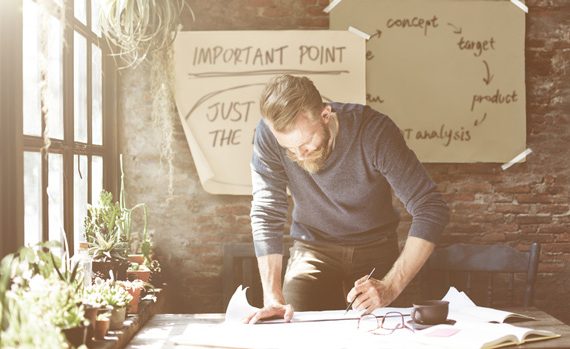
[330,0,526,162]
[174,31,365,195]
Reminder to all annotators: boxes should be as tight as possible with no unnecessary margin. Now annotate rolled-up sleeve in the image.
[250,120,289,256]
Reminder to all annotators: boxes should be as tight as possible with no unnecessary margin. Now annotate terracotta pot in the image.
[109,307,126,330]
[127,269,151,283]
[127,286,143,313]
[128,254,145,264]
[94,318,110,340]
[62,325,88,347]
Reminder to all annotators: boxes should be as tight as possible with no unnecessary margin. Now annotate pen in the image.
[344,267,376,315]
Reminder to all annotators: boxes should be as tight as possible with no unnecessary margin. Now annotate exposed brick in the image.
[555,232,570,242]
[537,204,570,214]
[296,17,329,28]
[539,262,566,273]
[543,243,570,253]
[493,203,530,214]
[305,6,327,16]
[247,0,274,6]
[262,6,292,17]
[515,194,556,204]
[495,184,532,193]
[515,214,553,224]
[443,193,476,202]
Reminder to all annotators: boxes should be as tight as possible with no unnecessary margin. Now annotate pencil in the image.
[344,267,376,315]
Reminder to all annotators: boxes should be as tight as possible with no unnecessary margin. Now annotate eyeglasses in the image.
[357,311,415,335]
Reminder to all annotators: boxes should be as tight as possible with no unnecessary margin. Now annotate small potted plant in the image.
[94,311,111,340]
[118,279,145,314]
[84,190,129,280]
[84,277,133,330]
[127,262,151,283]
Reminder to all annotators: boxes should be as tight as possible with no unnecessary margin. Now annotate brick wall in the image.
[118,0,570,322]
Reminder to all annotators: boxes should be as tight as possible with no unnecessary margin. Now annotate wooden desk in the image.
[126,307,570,349]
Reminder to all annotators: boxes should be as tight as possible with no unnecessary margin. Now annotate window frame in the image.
[0,0,118,258]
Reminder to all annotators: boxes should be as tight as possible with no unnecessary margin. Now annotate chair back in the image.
[424,242,540,307]
[222,243,290,309]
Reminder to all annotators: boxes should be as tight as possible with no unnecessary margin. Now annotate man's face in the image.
[270,107,333,174]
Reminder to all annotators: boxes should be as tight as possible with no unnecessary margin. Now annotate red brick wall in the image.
[120,0,569,322]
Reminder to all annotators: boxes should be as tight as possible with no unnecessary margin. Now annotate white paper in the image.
[225,285,260,323]
[442,286,534,323]
[225,284,413,324]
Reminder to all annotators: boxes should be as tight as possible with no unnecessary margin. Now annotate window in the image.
[0,0,117,257]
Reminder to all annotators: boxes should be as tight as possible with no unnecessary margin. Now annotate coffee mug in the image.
[410,300,449,325]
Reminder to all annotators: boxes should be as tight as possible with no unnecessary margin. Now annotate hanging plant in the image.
[99,0,191,69]
[99,0,194,197]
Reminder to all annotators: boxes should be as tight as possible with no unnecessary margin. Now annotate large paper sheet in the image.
[330,0,526,162]
[174,31,365,195]
[224,285,412,324]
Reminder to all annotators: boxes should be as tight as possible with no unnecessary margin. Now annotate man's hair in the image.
[259,75,324,132]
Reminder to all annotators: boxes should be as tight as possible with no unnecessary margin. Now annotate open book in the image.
[416,322,560,349]
[443,287,534,323]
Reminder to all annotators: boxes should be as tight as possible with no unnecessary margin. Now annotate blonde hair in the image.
[259,75,324,132]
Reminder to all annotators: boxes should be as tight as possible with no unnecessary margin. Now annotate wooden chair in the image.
[222,243,290,309]
[422,242,540,307]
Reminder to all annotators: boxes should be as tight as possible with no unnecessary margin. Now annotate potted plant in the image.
[118,279,145,314]
[127,262,151,283]
[84,190,129,280]
[84,277,133,330]
[0,242,89,348]
[94,312,111,340]
[118,154,152,266]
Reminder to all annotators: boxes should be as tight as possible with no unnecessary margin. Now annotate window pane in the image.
[74,155,88,253]
[74,0,87,25]
[24,152,42,245]
[92,156,103,206]
[23,0,41,137]
[46,14,64,140]
[74,32,87,143]
[91,0,101,36]
[48,154,64,242]
[92,44,103,145]
[23,1,64,139]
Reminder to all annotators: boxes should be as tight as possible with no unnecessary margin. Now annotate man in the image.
[246,75,449,324]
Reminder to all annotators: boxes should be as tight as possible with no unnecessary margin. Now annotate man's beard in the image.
[286,120,333,174]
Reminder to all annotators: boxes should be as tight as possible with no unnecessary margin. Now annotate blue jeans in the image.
[282,236,400,311]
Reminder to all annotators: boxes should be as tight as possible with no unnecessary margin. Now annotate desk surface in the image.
[126,307,570,349]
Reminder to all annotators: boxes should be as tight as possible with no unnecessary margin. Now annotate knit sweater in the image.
[250,103,449,257]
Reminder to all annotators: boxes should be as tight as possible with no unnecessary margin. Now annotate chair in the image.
[422,242,540,307]
[222,243,290,309]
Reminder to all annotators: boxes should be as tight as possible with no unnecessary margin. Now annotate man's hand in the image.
[346,236,436,314]
[243,303,294,324]
[346,277,398,314]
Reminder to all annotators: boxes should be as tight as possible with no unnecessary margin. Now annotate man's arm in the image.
[243,254,294,324]
[347,236,435,313]
[247,120,293,324]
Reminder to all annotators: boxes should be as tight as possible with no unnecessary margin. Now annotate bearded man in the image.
[246,75,449,324]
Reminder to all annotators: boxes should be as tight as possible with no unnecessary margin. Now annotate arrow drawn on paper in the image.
[482,60,494,85]
[447,22,462,34]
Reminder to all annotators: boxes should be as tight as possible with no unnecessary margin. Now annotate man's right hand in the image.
[243,303,294,324]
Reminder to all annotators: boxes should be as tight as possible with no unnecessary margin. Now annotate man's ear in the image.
[321,104,332,123]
